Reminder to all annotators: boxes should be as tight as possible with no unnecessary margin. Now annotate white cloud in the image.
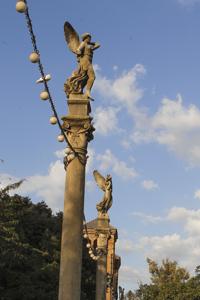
[167,206,200,236]
[97,149,138,180]
[130,206,200,233]
[54,149,65,159]
[113,65,118,71]
[95,64,146,112]
[121,139,131,149]
[94,66,200,166]
[132,95,200,166]
[117,239,135,253]
[186,218,200,235]
[120,206,200,279]
[194,189,200,199]
[0,173,19,189]
[94,65,200,166]
[18,148,96,212]
[94,106,120,135]
[127,206,200,275]
[152,95,200,131]
[177,0,200,5]
[119,266,143,283]
[18,159,65,212]
[0,150,66,212]
[132,212,162,224]
[85,180,95,191]
[86,147,95,174]
[0,147,96,212]
[167,206,200,222]
[138,233,200,274]
[142,179,159,191]
[139,234,191,265]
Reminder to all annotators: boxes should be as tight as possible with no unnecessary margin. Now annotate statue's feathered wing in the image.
[93,170,106,192]
[64,21,80,54]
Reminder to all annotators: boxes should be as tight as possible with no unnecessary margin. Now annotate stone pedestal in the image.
[84,216,121,300]
[58,94,94,300]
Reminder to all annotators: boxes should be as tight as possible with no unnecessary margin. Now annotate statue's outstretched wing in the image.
[64,22,80,54]
[93,170,106,192]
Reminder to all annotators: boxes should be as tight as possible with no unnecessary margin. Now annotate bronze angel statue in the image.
[64,22,100,99]
[93,170,113,215]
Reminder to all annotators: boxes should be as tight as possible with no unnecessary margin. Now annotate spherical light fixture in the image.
[40,91,49,100]
[50,116,57,125]
[29,52,40,63]
[65,147,71,154]
[57,135,65,142]
[16,1,27,13]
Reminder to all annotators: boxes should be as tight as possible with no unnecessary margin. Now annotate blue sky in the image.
[2,0,200,292]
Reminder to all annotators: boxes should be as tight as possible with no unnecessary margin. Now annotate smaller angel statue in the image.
[93,170,113,215]
[64,22,100,99]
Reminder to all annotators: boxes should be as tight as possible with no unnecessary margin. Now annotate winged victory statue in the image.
[93,170,113,216]
[64,22,100,99]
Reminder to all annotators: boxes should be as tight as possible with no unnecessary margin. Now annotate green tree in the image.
[0,183,61,299]
[81,239,96,300]
[126,290,136,299]
[184,266,200,300]
[0,183,96,299]
[134,258,200,300]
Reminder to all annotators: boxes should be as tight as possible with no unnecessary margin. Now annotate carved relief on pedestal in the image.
[97,233,108,249]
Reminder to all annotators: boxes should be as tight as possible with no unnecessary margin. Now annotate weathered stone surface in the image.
[59,93,94,300]
[84,214,120,300]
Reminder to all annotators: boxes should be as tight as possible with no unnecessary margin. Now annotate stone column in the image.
[96,232,108,300]
[95,214,111,300]
[58,94,94,300]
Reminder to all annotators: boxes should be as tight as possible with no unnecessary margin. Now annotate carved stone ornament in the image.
[106,273,113,289]
[97,233,108,249]
[62,117,95,168]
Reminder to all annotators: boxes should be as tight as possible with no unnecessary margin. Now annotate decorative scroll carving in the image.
[63,119,95,168]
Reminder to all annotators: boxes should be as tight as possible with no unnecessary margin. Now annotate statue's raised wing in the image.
[64,22,80,54]
[93,170,106,192]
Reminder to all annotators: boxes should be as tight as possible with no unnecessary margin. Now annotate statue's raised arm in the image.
[64,21,100,99]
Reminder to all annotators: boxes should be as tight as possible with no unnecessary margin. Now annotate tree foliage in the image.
[125,258,200,300]
[0,184,95,299]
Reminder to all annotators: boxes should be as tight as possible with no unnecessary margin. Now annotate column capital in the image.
[61,94,95,168]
